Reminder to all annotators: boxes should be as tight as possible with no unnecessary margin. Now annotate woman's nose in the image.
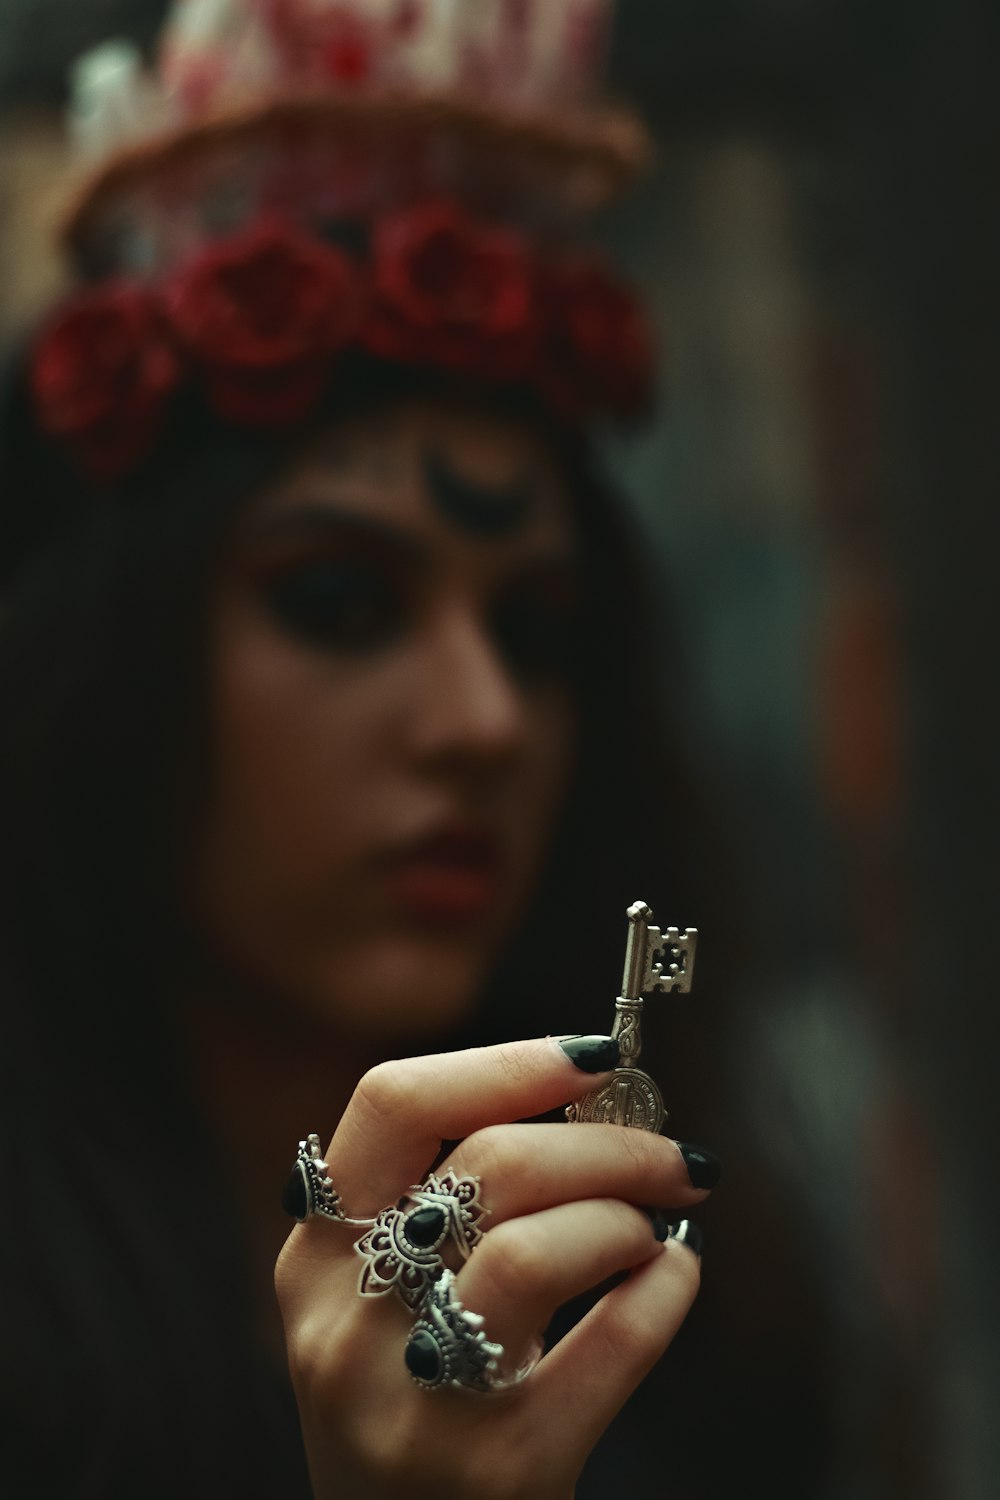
[407,612,527,774]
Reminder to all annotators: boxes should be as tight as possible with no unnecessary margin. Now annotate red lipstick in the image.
[381,830,501,926]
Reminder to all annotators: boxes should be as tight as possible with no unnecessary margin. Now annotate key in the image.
[566,900,697,1133]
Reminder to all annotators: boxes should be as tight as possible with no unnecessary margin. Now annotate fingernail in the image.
[667,1218,704,1257]
[558,1035,621,1073]
[677,1142,722,1190]
[642,1208,672,1243]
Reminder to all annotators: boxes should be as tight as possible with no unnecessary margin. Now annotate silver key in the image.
[566,900,697,1133]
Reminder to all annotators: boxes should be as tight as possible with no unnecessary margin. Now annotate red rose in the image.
[363,202,537,379]
[30,284,179,479]
[540,257,656,421]
[166,221,365,425]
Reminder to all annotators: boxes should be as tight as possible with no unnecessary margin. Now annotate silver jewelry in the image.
[282,1135,374,1226]
[354,1169,487,1311]
[567,900,697,1133]
[404,1270,539,1393]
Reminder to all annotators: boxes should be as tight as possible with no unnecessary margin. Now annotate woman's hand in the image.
[275,1037,710,1500]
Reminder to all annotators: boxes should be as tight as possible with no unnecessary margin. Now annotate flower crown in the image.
[31,198,654,481]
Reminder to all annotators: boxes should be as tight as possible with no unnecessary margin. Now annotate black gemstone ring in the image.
[405,1270,539,1394]
[354,1169,487,1311]
[282,1135,374,1227]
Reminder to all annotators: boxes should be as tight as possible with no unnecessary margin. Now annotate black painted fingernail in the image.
[667,1219,704,1257]
[677,1142,722,1190]
[558,1035,621,1073]
[642,1208,672,1243]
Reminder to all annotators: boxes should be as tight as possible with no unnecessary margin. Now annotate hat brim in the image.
[62,88,652,273]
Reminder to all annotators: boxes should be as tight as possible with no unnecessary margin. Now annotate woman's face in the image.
[194,397,579,1040]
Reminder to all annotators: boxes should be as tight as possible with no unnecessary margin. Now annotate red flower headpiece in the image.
[30,202,654,481]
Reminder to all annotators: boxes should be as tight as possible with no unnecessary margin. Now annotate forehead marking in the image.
[422,446,537,539]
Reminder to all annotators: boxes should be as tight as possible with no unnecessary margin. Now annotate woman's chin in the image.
[286,934,492,1045]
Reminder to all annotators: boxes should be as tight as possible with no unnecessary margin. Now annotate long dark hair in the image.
[0,353,725,1496]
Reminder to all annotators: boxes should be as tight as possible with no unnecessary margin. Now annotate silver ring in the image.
[354,1169,487,1310]
[404,1270,540,1393]
[282,1135,374,1226]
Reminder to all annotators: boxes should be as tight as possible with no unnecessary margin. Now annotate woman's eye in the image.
[260,558,405,652]
[490,589,579,681]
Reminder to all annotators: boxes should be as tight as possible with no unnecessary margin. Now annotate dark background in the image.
[2,3,998,1496]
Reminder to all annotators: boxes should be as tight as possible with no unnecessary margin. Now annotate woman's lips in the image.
[380,831,502,926]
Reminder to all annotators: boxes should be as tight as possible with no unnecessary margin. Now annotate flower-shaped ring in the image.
[354,1169,487,1311]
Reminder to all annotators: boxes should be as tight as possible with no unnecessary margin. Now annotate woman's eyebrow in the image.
[241,503,433,569]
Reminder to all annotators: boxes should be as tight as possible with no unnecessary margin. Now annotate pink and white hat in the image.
[63,0,649,274]
[29,0,655,481]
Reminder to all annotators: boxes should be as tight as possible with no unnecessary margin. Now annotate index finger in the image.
[322,1034,620,1217]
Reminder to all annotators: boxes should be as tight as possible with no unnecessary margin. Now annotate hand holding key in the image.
[277,903,713,1500]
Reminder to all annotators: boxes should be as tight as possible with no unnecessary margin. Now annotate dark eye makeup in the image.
[251,531,581,676]
[258,554,407,653]
[489,573,581,682]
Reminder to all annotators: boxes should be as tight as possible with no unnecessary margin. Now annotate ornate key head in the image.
[621,900,697,1001]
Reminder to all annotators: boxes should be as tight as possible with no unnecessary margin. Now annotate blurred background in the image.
[2,2,997,1496]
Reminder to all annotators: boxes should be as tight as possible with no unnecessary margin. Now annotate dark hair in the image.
[0,354,724,1495]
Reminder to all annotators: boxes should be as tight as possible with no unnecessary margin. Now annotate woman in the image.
[0,6,731,1494]
[0,313,720,1498]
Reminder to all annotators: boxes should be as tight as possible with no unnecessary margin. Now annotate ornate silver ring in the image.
[354,1169,486,1311]
[404,1270,540,1393]
[282,1135,374,1226]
